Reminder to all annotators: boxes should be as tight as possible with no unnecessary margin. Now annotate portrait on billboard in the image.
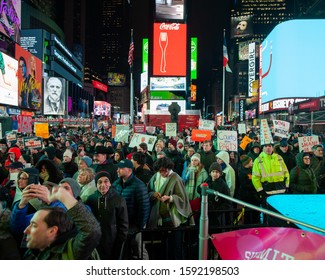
[0,50,18,106]
[231,15,253,38]
[16,44,43,111]
[43,77,66,115]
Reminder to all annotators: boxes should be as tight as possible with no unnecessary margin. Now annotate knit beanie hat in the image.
[209,162,222,173]
[240,155,253,167]
[59,178,81,198]
[95,171,111,185]
[63,149,73,159]
[44,146,56,160]
[177,139,184,147]
[81,156,92,167]
[168,138,177,148]
[191,153,201,162]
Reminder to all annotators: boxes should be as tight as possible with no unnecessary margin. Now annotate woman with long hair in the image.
[182,153,208,202]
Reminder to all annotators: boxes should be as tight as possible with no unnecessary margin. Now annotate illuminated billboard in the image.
[0,0,21,43]
[149,99,186,113]
[150,77,186,91]
[155,0,185,22]
[153,22,187,76]
[260,20,325,113]
[43,77,67,116]
[0,50,18,106]
[94,101,111,117]
[15,44,43,110]
[107,72,126,86]
[230,15,253,39]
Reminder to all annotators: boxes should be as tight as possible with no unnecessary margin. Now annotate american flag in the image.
[128,30,134,68]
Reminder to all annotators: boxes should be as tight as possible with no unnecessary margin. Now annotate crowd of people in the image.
[0,126,323,260]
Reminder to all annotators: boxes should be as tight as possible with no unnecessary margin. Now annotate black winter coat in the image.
[86,188,129,259]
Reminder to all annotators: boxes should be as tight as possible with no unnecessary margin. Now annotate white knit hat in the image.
[191,153,201,162]
[63,149,73,159]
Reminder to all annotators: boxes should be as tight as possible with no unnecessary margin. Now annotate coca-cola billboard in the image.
[153,22,187,76]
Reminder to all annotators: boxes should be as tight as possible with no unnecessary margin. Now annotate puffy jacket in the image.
[113,174,150,230]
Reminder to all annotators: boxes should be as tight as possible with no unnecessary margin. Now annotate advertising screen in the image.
[15,44,43,110]
[155,0,185,22]
[94,101,111,117]
[107,72,126,86]
[0,0,21,43]
[153,22,187,76]
[260,20,325,113]
[149,99,186,113]
[150,77,186,91]
[43,77,67,116]
[0,50,18,106]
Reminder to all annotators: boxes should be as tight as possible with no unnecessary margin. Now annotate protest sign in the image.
[129,133,157,151]
[5,131,17,145]
[198,119,215,131]
[133,124,146,134]
[191,129,212,142]
[238,123,246,135]
[260,119,273,145]
[239,135,252,151]
[273,120,290,138]
[23,137,43,149]
[115,125,129,143]
[34,123,49,139]
[216,130,238,151]
[165,123,177,137]
[298,135,320,152]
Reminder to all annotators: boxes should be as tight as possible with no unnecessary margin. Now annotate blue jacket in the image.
[112,174,150,231]
[10,200,66,238]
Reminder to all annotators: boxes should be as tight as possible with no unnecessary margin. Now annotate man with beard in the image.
[44,77,65,115]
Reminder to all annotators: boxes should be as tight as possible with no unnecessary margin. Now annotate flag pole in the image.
[222,29,226,126]
[129,29,134,126]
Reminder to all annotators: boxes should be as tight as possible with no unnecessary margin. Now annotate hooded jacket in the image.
[215,151,236,197]
[289,152,317,194]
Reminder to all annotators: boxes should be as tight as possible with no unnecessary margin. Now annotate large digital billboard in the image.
[260,20,325,113]
[150,77,186,91]
[15,44,43,110]
[153,22,187,76]
[155,0,185,22]
[0,0,21,43]
[149,99,186,113]
[94,101,111,117]
[0,50,18,106]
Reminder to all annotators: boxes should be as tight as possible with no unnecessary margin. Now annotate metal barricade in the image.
[199,184,325,260]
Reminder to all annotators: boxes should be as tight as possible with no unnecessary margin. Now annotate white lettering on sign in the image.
[160,23,180,30]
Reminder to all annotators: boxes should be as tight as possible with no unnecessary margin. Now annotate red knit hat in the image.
[168,138,177,148]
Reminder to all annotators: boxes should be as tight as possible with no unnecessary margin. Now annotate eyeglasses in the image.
[303,157,310,160]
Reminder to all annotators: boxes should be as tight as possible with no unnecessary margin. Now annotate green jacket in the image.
[290,152,317,194]
[23,202,101,260]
